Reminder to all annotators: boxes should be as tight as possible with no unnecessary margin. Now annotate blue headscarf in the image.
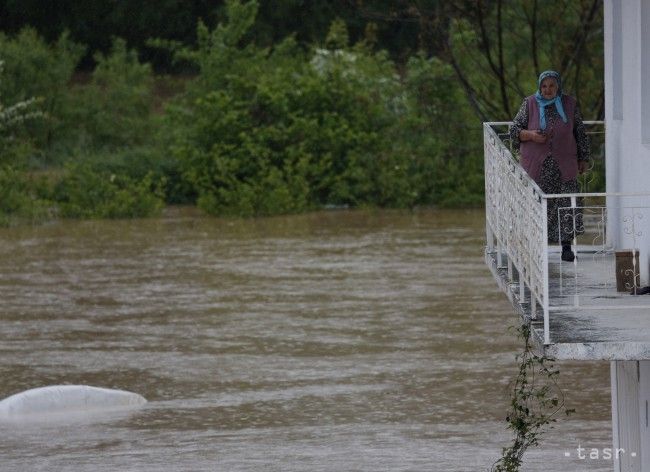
[534,70,567,130]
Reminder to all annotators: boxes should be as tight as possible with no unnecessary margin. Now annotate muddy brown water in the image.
[0,208,612,471]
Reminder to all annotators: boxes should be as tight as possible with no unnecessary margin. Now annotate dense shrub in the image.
[0,59,51,226]
[1,29,160,162]
[63,38,155,150]
[0,28,84,151]
[1,0,488,224]
[0,29,172,222]
[0,166,53,226]
[162,1,481,216]
[52,163,165,219]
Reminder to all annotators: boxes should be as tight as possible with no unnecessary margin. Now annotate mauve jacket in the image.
[520,94,578,184]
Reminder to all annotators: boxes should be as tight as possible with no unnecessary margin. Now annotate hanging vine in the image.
[490,322,575,472]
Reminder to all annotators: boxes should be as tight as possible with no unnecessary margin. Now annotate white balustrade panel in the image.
[484,123,546,309]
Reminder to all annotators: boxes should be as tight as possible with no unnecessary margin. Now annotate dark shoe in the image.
[631,286,650,295]
[561,245,575,262]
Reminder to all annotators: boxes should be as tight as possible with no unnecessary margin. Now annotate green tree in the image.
[52,164,165,219]
[444,0,603,120]
[0,28,84,151]
[64,37,155,149]
[0,61,50,225]
[349,1,604,121]
[163,0,429,216]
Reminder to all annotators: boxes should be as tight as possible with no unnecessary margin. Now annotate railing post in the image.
[542,197,550,344]
[570,196,579,307]
[486,223,494,253]
[507,255,513,283]
[484,124,494,257]
[497,240,503,268]
[531,295,537,319]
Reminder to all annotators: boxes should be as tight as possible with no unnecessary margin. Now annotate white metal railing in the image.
[484,121,650,345]
[484,122,548,335]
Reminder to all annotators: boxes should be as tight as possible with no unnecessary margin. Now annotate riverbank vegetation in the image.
[0,0,603,225]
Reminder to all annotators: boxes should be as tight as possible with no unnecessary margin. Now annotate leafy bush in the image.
[0,28,84,151]
[1,1,489,224]
[52,164,165,219]
[0,166,53,226]
[63,38,155,150]
[0,29,159,165]
[398,53,483,206]
[162,1,464,217]
[68,144,191,205]
[0,59,51,226]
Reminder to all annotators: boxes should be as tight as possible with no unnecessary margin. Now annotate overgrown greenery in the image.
[64,38,155,151]
[0,0,486,223]
[490,323,574,472]
[0,0,435,71]
[446,2,603,121]
[0,33,165,225]
[159,1,481,216]
[0,0,604,224]
[53,164,164,218]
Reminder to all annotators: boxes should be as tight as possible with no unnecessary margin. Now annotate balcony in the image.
[484,122,650,360]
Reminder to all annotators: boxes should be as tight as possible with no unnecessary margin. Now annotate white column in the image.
[639,0,650,285]
[639,362,650,471]
[604,0,621,248]
[605,0,650,285]
[612,360,643,471]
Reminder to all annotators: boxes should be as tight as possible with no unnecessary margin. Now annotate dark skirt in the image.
[538,156,584,244]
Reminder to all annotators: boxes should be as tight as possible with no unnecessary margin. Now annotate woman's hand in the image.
[520,129,547,143]
[530,129,547,143]
[578,160,590,174]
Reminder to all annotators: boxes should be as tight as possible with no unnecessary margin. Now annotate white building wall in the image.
[612,361,642,472]
[605,0,650,284]
[607,3,650,471]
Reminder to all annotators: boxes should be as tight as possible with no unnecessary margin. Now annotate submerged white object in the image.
[0,385,147,419]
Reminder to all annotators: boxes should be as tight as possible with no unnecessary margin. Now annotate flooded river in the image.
[0,208,612,471]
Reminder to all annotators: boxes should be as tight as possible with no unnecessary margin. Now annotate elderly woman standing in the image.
[509,70,590,262]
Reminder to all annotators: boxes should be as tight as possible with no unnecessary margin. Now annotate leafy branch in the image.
[0,61,44,133]
[490,323,575,472]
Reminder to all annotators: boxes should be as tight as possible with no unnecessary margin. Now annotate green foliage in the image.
[62,38,155,151]
[0,157,168,224]
[325,18,349,49]
[0,94,43,135]
[0,58,51,226]
[0,28,159,163]
[0,29,173,222]
[1,0,606,222]
[0,29,167,223]
[398,53,484,207]
[447,2,604,120]
[491,323,574,472]
[0,28,84,149]
[162,0,481,216]
[52,163,165,219]
[0,28,83,104]
[0,166,52,226]
[580,123,606,193]
[0,68,43,173]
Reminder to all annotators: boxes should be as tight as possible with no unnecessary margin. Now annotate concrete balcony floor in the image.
[486,246,650,360]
